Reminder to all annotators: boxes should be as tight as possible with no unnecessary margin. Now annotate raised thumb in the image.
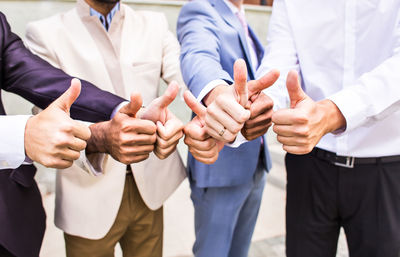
[158,81,179,109]
[183,90,206,119]
[119,93,143,117]
[286,70,306,108]
[233,59,248,107]
[52,78,81,114]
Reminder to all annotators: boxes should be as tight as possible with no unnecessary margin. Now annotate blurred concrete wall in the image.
[0,0,271,192]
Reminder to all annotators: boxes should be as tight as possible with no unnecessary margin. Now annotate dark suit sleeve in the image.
[0,12,125,122]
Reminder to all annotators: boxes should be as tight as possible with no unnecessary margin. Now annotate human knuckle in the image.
[206,105,217,117]
[83,128,91,140]
[232,124,242,134]
[118,133,129,144]
[120,157,131,165]
[157,139,168,149]
[184,136,191,145]
[157,152,167,160]
[296,114,309,124]
[215,96,225,106]
[119,147,129,156]
[301,127,311,138]
[224,134,235,142]
[204,139,214,150]
[71,151,80,160]
[62,122,74,133]
[148,122,157,132]
[305,145,313,153]
[148,144,155,152]
[44,158,58,168]
[139,154,150,161]
[54,136,69,147]
[81,141,88,149]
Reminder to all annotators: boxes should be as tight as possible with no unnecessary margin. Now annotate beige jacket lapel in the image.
[73,0,123,95]
[120,7,186,210]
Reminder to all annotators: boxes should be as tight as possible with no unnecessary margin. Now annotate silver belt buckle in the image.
[334,156,355,168]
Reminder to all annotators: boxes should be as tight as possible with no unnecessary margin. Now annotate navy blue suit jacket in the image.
[0,12,124,257]
[178,0,272,188]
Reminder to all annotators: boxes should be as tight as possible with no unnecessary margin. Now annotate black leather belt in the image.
[312,148,400,168]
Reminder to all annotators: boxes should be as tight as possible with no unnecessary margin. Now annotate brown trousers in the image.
[64,174,163,257]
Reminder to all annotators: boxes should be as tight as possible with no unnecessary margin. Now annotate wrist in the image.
[203,84,230,106]
[318,99,346,134]
[24,116,34,160]
[86,121,110,154]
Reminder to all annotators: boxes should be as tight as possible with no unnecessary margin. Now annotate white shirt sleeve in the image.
[327,52,400,133]
[226,132,248,148]
[197,79,229,102]
[0,115,32,170]
[110,101,130,119]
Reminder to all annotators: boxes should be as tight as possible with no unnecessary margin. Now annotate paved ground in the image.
[37,131,350,257]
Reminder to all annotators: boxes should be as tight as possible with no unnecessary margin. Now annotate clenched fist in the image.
[272,71,346,154]
[86,93,157,164]
[24,79,91,169]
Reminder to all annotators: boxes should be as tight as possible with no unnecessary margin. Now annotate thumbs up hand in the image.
[183,90,224,164]
[139,82,184,160]
[139,81,180,123]
[271,71,346,154]
[202,59,251,143]
[241,69,280,141]
[153,111,184,160]
[86,92,157,164]
[24,79,91,169]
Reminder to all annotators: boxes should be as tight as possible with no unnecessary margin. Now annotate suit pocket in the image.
[127,61,162,105]
[131,61,160,73]
[190,185,208,204]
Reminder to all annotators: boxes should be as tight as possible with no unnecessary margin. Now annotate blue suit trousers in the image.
[190,158,266,257]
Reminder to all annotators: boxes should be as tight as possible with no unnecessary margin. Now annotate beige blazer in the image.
[25,1,186,239]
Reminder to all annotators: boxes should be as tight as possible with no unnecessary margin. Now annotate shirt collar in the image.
[222,0,245,16]
[90,2,120,31]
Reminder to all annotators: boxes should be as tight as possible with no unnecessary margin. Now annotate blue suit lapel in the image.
[209,0,255,79]
[248,26,265,69]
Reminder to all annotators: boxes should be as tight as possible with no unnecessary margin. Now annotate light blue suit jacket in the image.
[177,0,272,188]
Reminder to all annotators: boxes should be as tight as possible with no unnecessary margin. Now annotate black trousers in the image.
[285,152,400,257]
[0,245,14,257]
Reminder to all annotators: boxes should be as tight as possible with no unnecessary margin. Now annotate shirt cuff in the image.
[0,115,32,170]
[197,79,229,102]
[327,88,366,133]
[226,132,248,148]
[111,101,130,119]
[77,150,106,176]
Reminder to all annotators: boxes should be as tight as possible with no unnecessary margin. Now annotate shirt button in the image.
[1,160,9,167]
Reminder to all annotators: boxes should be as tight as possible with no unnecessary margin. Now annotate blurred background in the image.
[0,1,348,256]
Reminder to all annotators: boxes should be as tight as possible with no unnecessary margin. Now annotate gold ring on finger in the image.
[218,128,226,137]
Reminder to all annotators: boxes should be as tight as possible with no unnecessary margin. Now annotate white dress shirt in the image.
[0,115,32,169]
[258,0,400,157]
